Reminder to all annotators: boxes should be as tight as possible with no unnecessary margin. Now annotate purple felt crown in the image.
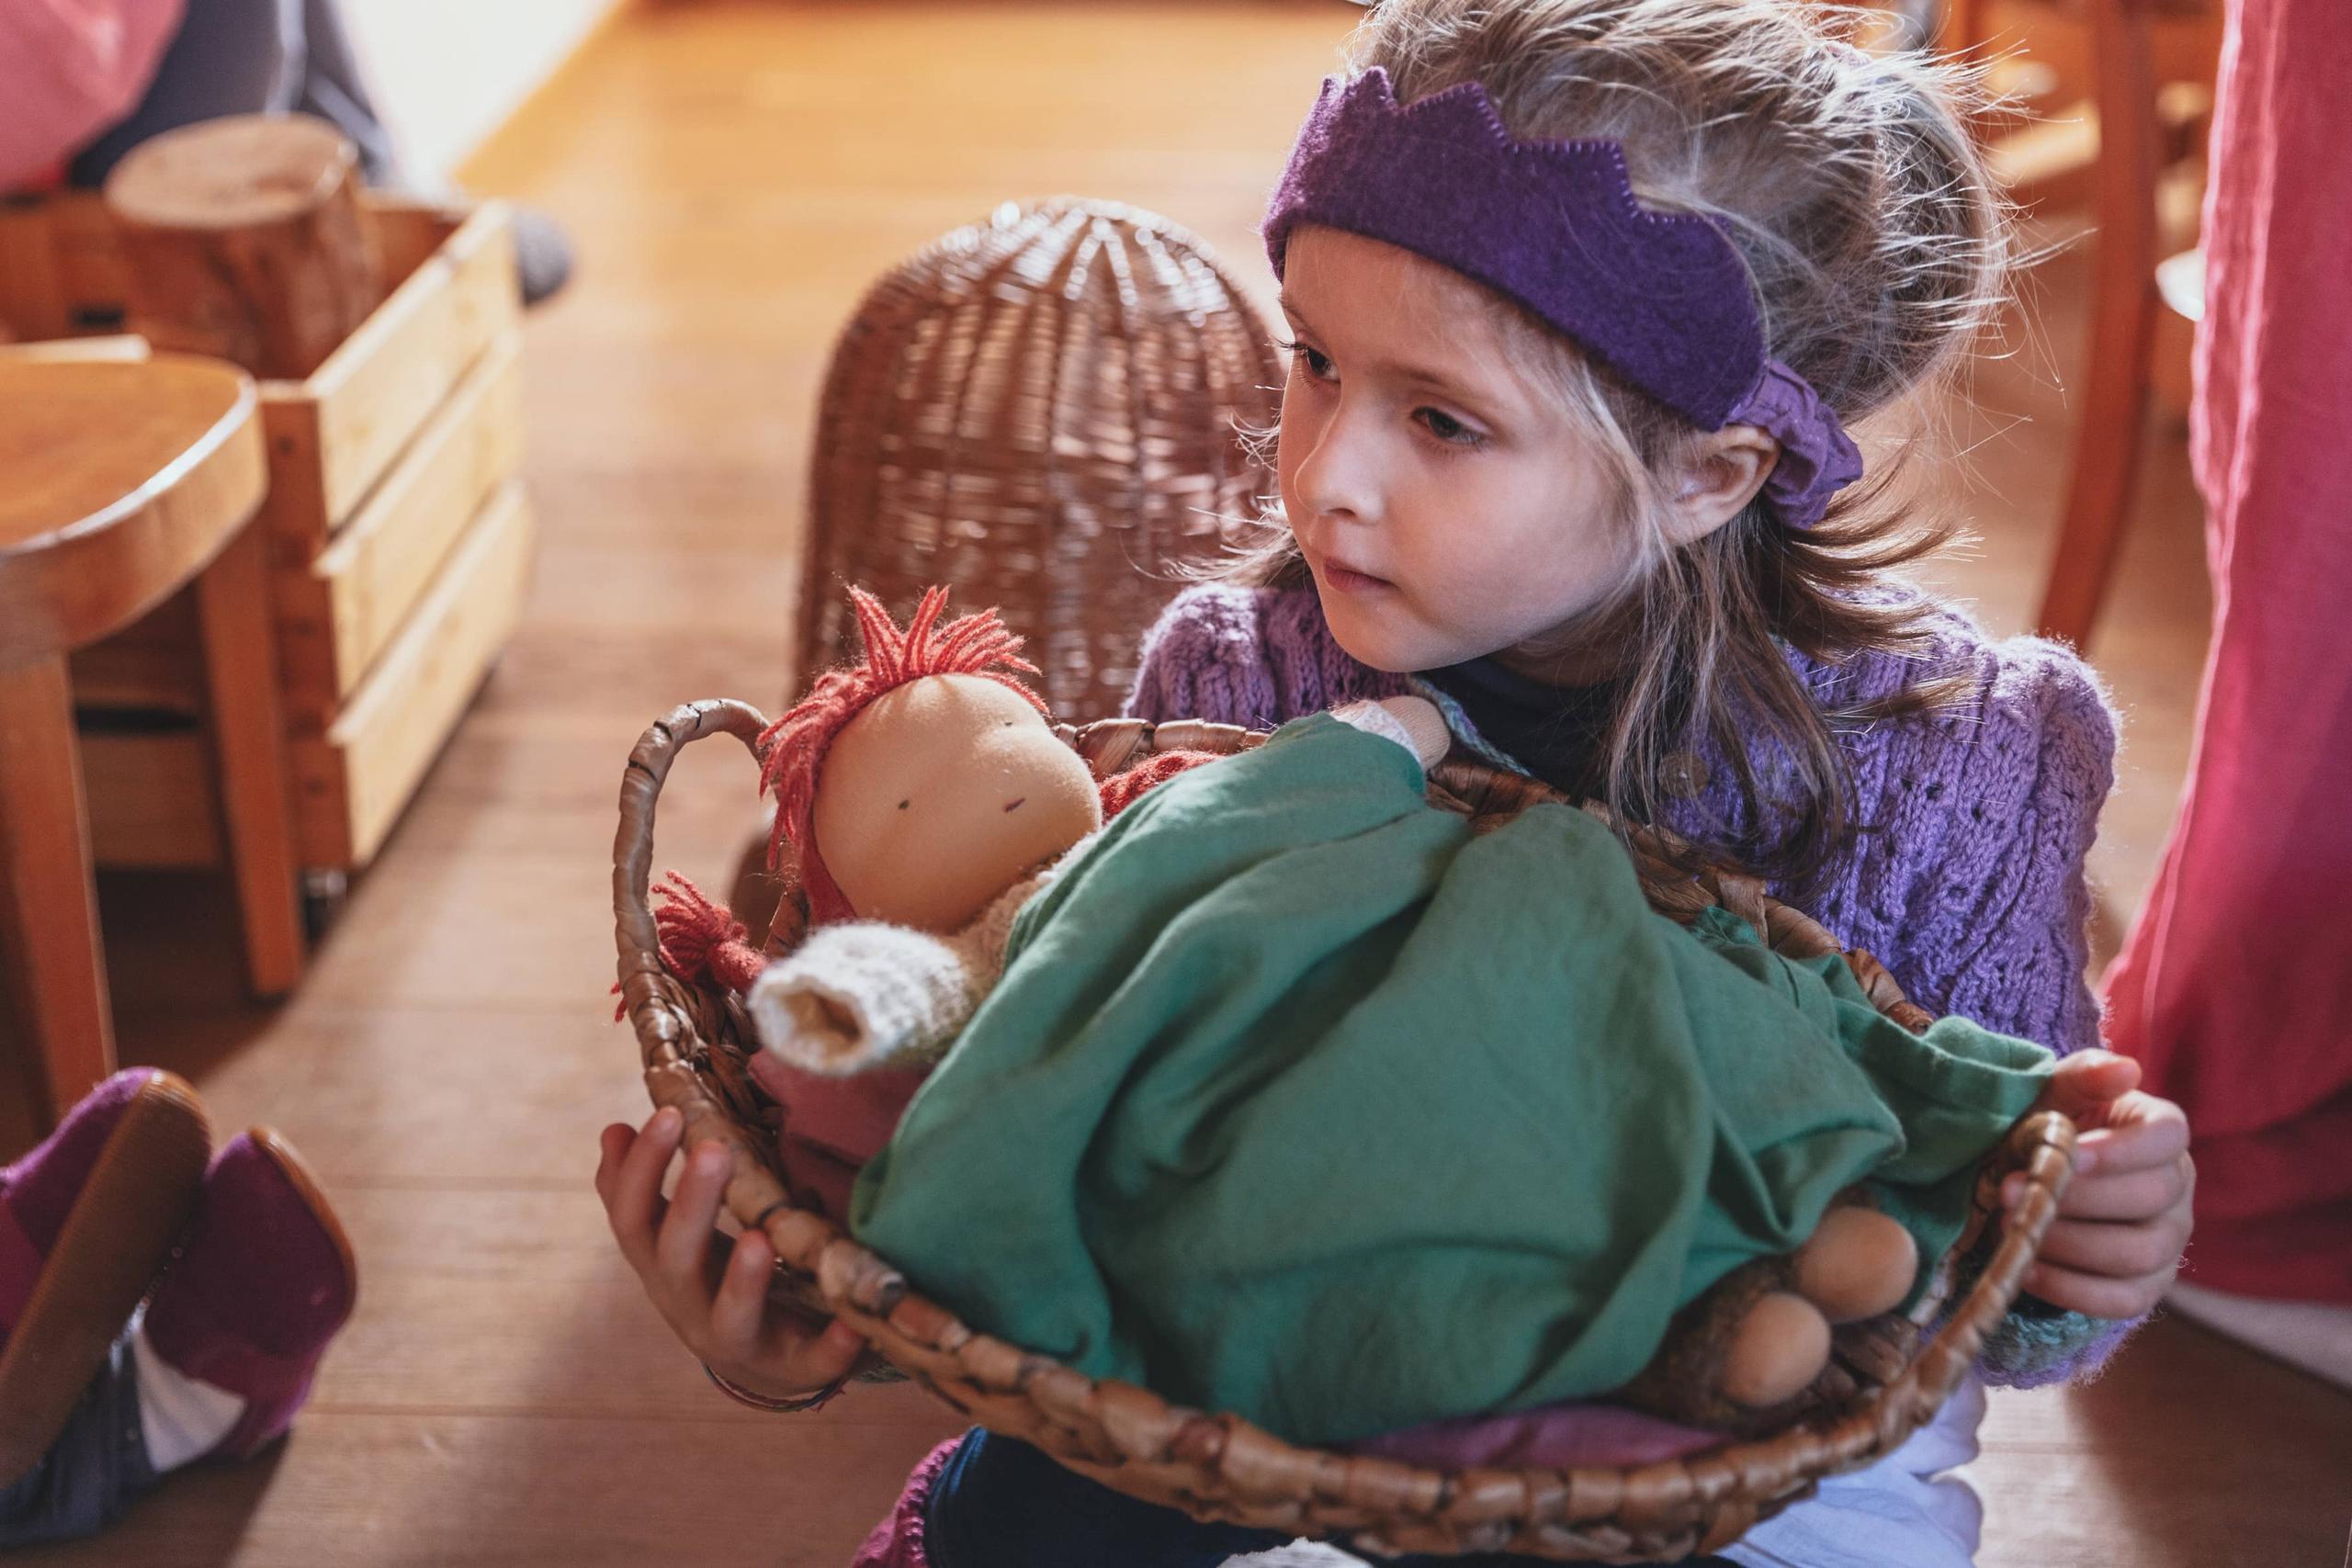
[1263,70,1862,527]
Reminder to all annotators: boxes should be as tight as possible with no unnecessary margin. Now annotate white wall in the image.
[340,0,621,183]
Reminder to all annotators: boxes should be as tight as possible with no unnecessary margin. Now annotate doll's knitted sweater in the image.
[1125,581,2137,1388]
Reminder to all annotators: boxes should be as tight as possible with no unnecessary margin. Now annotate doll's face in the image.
[811,674,1102,931]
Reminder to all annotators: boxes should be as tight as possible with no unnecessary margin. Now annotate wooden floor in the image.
[6,4,2348,1563]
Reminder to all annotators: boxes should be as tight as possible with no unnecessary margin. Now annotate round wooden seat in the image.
[0,354,299,1128]
[0,356,266,661]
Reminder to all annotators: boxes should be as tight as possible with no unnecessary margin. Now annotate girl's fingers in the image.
[2024,1258,2168,1321]
[2075,1104,2191,1176]
[708,1231,775,1358]
[606,1108,684,1265]
[594,1122,634,1206]
[655,1141,731,1284]
[780,1317,870,1393]
[2034,1216,2185,1283]
[2007,1151,2192,1221]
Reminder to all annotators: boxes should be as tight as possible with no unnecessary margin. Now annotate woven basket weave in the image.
[614,699,2076,1562]
[794,198,1283,721]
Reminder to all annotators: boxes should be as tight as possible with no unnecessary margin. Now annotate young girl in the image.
[594,2,2195,1563]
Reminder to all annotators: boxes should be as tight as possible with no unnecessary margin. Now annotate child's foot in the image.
[0,1069,212,1487]
[140,1129,357,1461]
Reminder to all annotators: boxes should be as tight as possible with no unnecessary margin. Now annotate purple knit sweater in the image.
[1124,581,2139,1386]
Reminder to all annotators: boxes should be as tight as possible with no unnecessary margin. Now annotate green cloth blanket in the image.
[850,716,2053,1445]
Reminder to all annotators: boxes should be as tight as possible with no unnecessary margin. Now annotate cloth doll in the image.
[650,587,1221,1224]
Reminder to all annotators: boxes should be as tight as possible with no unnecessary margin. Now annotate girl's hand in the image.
[595,1107,866,1401]
[2003,1050,2194,1320]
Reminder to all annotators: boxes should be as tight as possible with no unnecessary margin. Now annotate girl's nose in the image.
[1291,411,1383,528]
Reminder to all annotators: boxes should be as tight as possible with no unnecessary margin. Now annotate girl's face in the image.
[1275,226,1637,676]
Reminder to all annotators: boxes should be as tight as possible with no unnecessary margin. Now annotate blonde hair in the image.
[1225,0,2009,889]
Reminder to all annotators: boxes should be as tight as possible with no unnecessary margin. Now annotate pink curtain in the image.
[0,0,185,191]
[2102,0,2352,1304]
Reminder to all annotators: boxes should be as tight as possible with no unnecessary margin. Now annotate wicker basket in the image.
[614,699,2076,1562]
[795,198,1283,721]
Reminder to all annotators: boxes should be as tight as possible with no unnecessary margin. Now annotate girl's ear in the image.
[1661,424,1780,547]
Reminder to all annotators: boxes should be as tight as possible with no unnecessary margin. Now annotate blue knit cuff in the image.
[1976,1302,2143,1389]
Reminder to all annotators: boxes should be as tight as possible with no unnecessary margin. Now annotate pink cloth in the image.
[748,1051,922,1223]
[0,0,186,191]
[2102,0,2352,1304]
[851,1437,956,1568]
[1349,1402,1721,1471]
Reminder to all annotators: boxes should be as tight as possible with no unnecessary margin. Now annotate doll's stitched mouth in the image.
[1004,798,1026,813]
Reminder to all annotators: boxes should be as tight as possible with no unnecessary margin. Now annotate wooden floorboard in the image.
[6,3,2344,1563]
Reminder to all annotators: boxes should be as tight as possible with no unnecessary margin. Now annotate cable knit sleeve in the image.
[1125,583,1402,728]
[1887,635,2115,1058]
[1854,627,2140,1386]
[1125,586,1290,728]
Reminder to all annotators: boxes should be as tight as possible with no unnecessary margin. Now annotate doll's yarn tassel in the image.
[652,872,766,993]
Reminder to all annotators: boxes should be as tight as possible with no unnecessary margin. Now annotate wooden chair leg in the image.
[0,657,116,1126]
[2032,0,2162,649]
[195,523,306,998]
[1939,0,1991,52]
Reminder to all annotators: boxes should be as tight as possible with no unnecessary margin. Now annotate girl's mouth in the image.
[1321,560,1393,594]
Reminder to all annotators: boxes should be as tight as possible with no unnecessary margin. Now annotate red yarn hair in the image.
[758,587,1046,923]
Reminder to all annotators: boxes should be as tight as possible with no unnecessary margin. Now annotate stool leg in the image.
[195,523,304,998]
[0,656,116,1126]
[2032,0,2161,650]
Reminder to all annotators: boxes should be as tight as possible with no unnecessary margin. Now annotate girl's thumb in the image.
[2036,1048,2142,1118]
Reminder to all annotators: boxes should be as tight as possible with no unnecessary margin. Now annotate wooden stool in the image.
[0,355,302,1127]
[1943,0,2220,649]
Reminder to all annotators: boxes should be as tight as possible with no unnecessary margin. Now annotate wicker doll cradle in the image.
[793,197,1283,721]
[731,195,1282,936]
[614,699,2077,1563]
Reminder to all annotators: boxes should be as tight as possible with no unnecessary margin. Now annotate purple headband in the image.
[1262,69,1862,528]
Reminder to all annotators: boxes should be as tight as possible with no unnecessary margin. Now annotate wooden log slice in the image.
[103,114,384,379]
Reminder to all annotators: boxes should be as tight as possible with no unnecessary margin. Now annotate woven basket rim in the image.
[613,697,2076,1561]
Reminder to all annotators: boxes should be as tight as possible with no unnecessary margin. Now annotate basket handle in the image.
[611,700,814,1240]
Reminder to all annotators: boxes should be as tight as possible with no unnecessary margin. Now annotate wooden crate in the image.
[293,480,537,870]
[0,193,532,878]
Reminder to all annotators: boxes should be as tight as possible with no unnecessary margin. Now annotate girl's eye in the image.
[1273,335,1335,382]
[1416,407,1486,447]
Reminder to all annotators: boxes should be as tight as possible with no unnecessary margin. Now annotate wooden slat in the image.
[68,588,205,715]
[291,480,537,871]
[0,193,136,339]
[262,203,519,556]
[0,197,72,341]
[0,333,150,364]
[277,331,526,721]
[362,197,468,293]
[0,196,119,340]
[0,192,456,347]
[83,727,223,869]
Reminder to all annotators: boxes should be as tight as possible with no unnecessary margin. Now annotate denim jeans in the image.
[0,1333,160,1546]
